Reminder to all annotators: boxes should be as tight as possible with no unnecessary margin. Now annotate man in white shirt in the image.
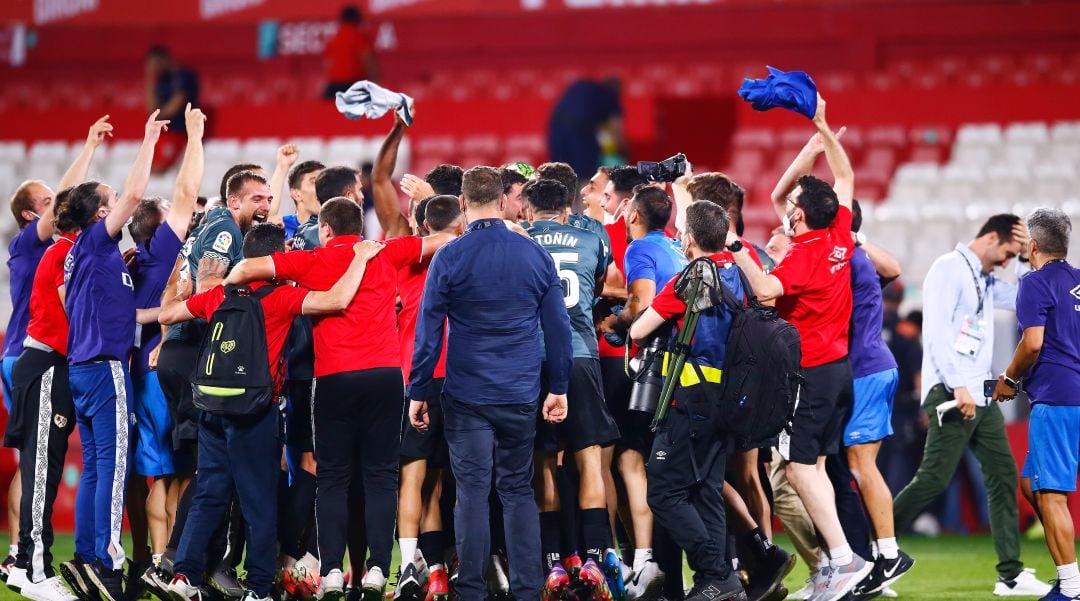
[894,214,1051,597]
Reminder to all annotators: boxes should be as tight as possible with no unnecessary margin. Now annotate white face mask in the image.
[783,212,796,237]
[602,210,616,225]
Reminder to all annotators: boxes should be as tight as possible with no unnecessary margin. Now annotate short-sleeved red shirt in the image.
[770,205,855,368]
[185,281,309,387]
[397,253,447,382]
[26,234,77,355]
[325,26,372,83]
[273,235,421,377]
[599,217,630,359]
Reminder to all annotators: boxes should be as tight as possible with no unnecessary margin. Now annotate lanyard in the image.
[957,250,989,317]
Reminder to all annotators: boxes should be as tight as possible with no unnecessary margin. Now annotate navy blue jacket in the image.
[408,218,573,404]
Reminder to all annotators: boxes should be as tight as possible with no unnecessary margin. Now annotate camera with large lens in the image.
[627,336,668,413]
[636,153,689,183]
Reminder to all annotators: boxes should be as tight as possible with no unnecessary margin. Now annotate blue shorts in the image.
[2,356,16,412]
[1022,403,1080,493]
[844,368,898,446]
[133,372,175,477]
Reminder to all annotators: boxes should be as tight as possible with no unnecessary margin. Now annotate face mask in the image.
[603,211,616,225]
[27,211,42,221]
[783,212,796,237]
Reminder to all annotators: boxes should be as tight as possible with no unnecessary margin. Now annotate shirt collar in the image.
[327,234,361,248]
[466,218,505,232]
[792,229,823,244]
[305,215,318,225]
[707,252,734,266]
[644,230,667,239]
[58,232,77,244]
[954,243,986,275]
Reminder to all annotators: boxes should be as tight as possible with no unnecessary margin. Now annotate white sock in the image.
[818,549,830,571]
[399,538,418,567]
[870,541,879,560]
[153,553,163,567]
[7,544,15,558]
[876,537,899,560]
[829,544,854,567]
[633,548,653,574]
[1058,562,1080,596]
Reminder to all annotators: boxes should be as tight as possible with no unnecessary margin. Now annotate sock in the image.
[580,508,611,562]
[876,537,899,560]
[633,548,653,575]
[870,541,879,560]
[399,538,418,567]
[540,511,563,572]
[1058,563,1080,596]
[829,544,854,567]
[741,527,777,562]
[8,544,16,558]
[152,553,163,567]
[418,531,445,569]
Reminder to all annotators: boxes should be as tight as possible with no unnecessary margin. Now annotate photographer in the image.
[629,200,748,601]
[992,208,1080,601]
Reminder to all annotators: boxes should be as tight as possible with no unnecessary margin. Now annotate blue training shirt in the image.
[131,223,184,377]
[65,219,136,364]
[528,219,607,358]
[624,230,687,292]
[1016,260,1080,406]
[849,247,898,378]
[408,218,573,405]
[4,221,51,357]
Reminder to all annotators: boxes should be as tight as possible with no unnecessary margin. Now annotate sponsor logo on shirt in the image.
[212,231,233,254]
[1070,283,1080,305]
[829,245,849,274]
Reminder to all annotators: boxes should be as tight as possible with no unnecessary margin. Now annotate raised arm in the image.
[862,241,902,283]
[165,104,206,240]
[268,144,299,217]
[770,125,847,223]
[158,268,194,325]
[105,110,169,238]
[302,241,384,314]
[59,115,112,192]
[811,95,853,211]
[373,116,412,238]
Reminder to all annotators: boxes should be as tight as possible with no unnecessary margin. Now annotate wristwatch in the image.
[726,239,744,253]
[1002,373,1020,389]
[855,231,867,247]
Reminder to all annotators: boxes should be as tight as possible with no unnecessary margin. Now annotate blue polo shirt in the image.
[130,223,184,377]
[624,230,687,291]
[408,218,573,404]
[65,220,136,364]
[849,247,898,378]
[4,221,51,358]
[1016,260,1080,406]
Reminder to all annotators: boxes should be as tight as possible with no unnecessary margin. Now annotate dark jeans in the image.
[647,403,730,584]
[175,408,280,596]
[443,395,542,601]
[313,369,403,576]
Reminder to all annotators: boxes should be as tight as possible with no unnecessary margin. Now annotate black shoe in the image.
[1,554,15,582]
[345,587,362,601]
[60,559,100,601]
[685,574,749,601]
[852,551,915,598]
[127,558,151,601]
[142,565,175,601]
[745,547,796,601]
[206,567,245,600]
[85,560,125,601]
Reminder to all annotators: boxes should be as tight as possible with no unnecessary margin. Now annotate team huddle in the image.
[0,87,1069,601]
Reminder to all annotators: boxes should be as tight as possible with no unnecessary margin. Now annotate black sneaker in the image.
[685,574,749,601]
[852,551,915,598]
[143,565,175,601]
[1,554,15,582]
[60,558,100,601]
[85,560,125,601]
[344,587,362,601]
[745,547,796,601]
[393,563,422,601]
[127,558,151,601]
[207,567,245,600]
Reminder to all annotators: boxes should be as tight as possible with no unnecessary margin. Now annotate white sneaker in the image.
[994,568,1053,596]
[626,560,664,601]
[21,576,78,601]
[167,574,203,601]
[880,586,898,598]
[786,579,815,600]
[317,569,345,601]
[360,567,386,601]
[806,565,832,601]
[8,567,30,592]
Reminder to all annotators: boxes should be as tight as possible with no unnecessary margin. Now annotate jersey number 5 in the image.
[552,252,580,309]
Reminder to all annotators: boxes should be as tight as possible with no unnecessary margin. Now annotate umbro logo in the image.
[1070,284,1080,301]
[655,451,667,461]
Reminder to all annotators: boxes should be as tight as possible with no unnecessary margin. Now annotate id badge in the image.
[954,315,985,357]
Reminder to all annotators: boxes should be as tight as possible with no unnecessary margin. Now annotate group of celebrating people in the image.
[1,84,1078,601]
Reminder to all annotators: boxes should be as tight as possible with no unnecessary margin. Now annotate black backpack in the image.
[191,283,283,416]
[713,265,803,446]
